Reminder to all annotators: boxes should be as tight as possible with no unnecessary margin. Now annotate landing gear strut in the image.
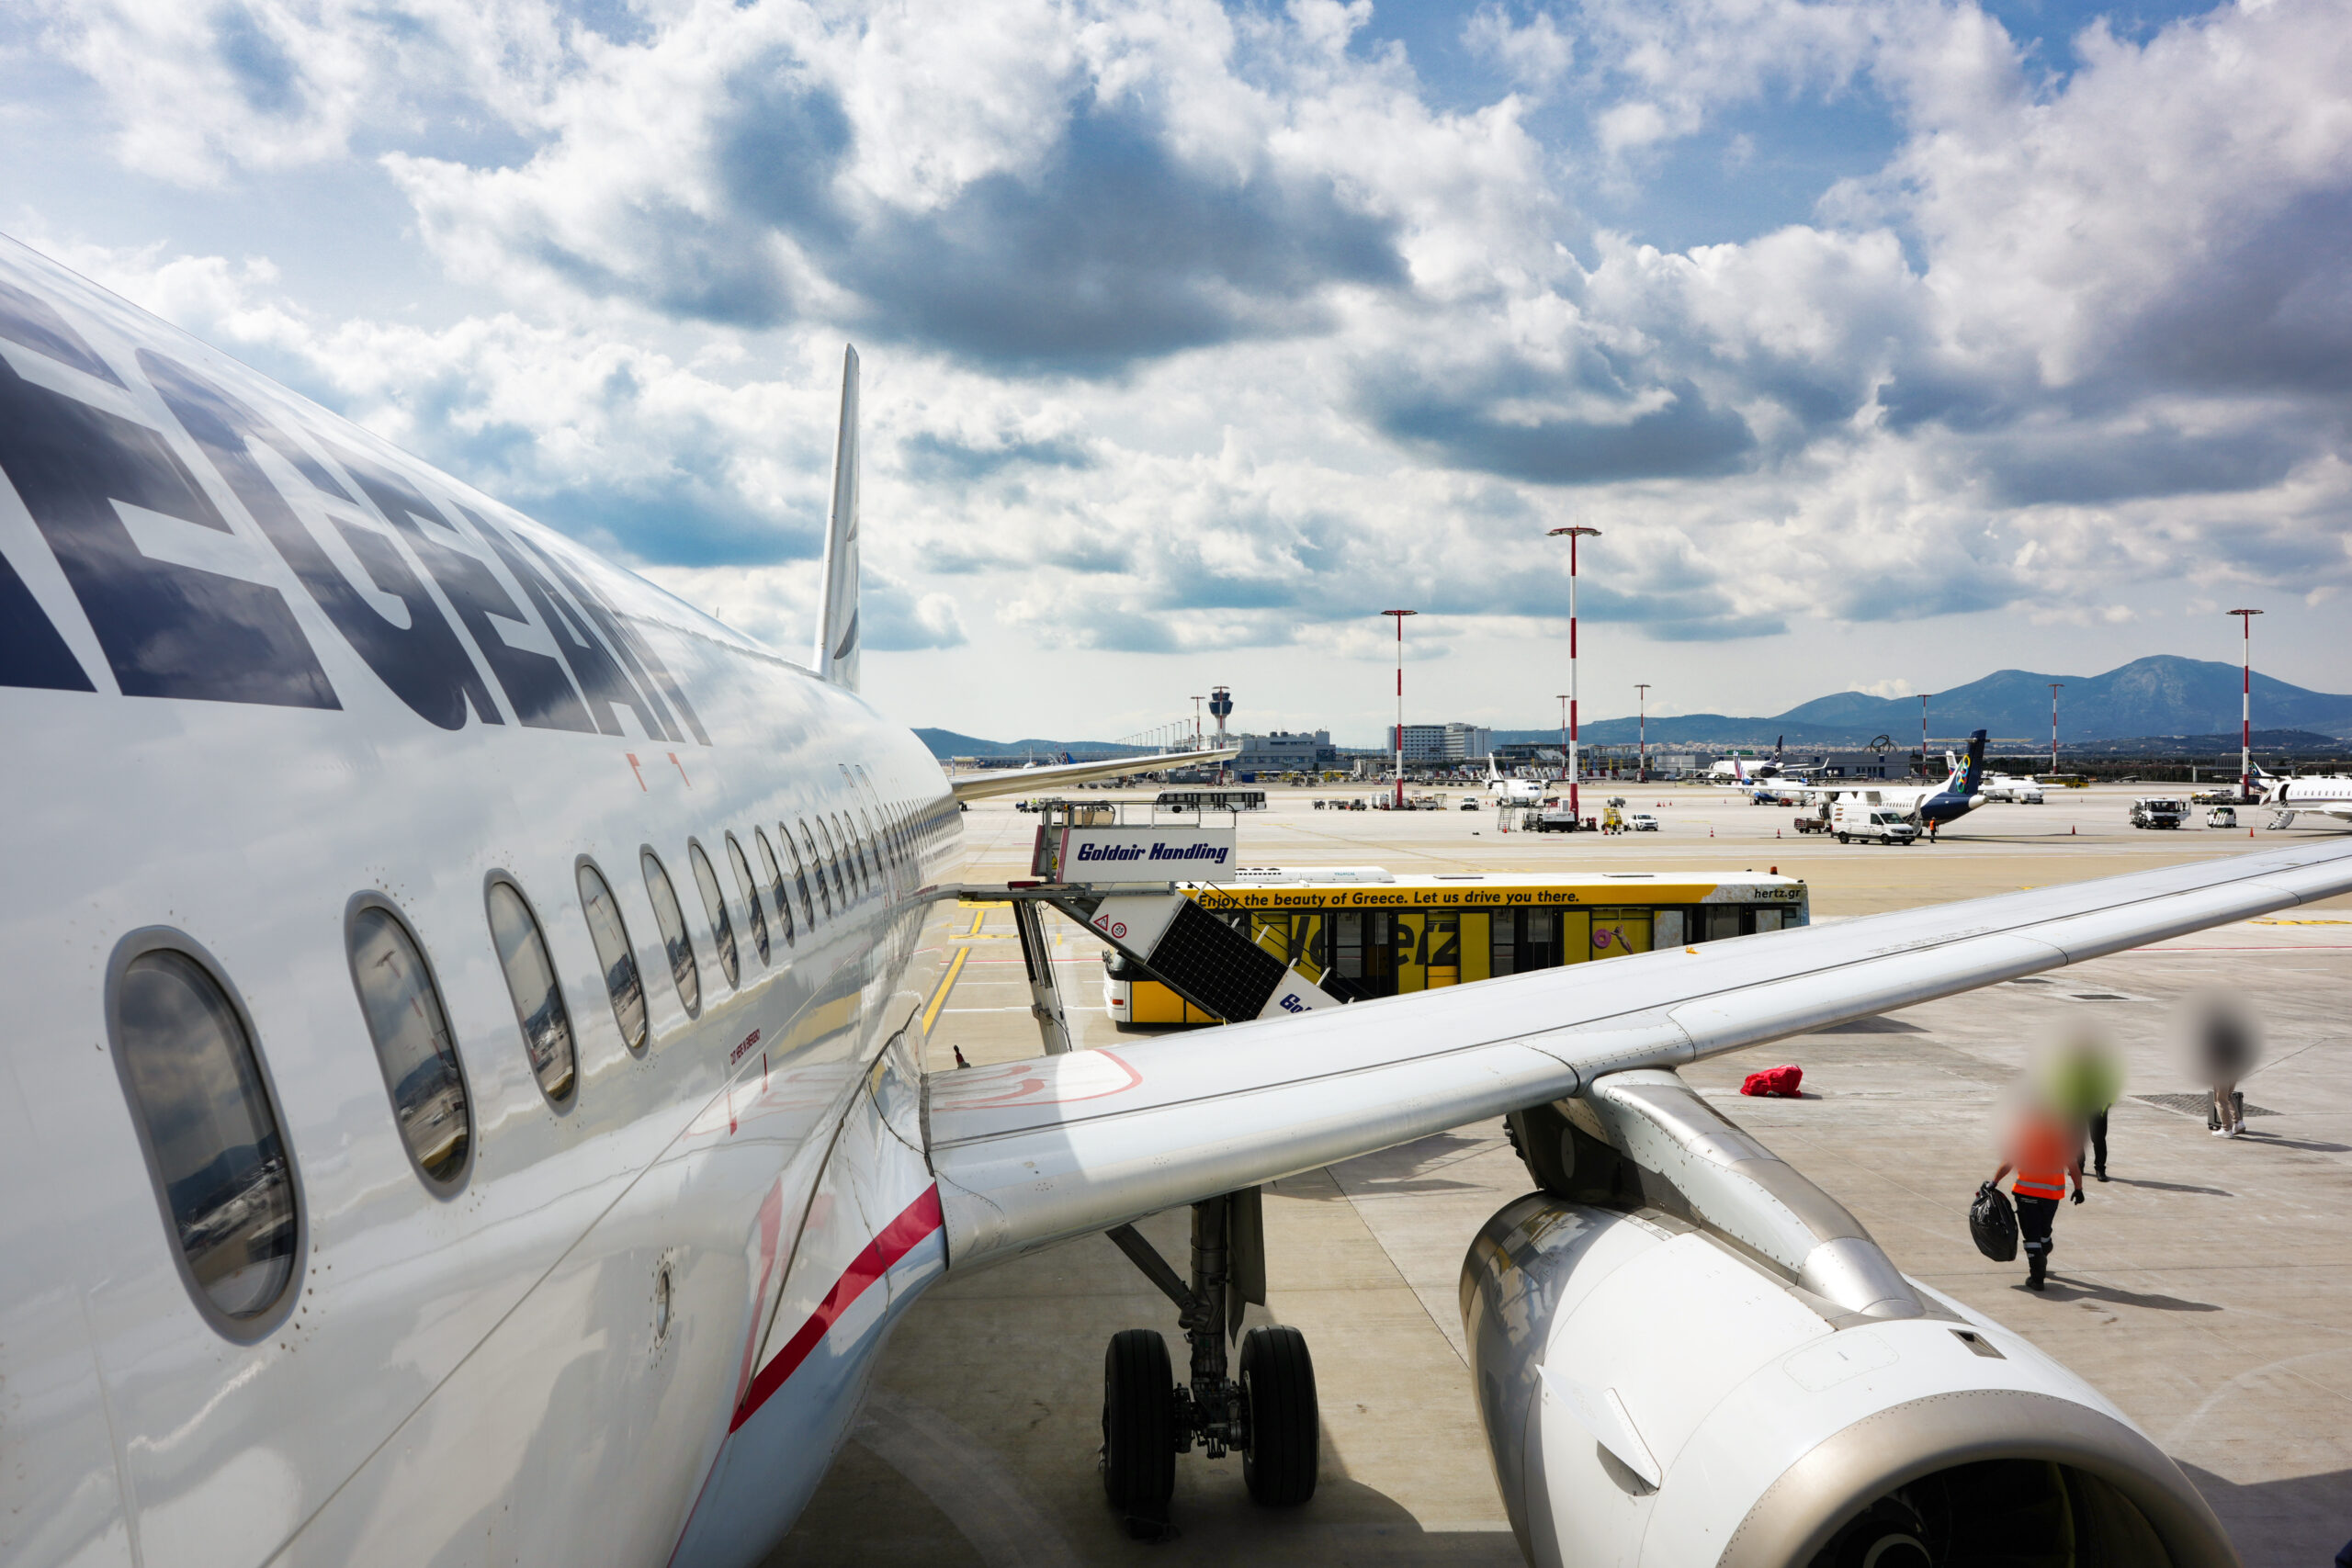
[1100,1190,1317,1533]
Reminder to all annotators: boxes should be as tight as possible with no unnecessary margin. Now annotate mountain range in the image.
[920,657,2352,759]
[1531,658,2352,749]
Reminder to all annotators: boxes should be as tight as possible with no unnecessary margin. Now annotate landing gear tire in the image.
[1102,1329,1177,1525]
[1239,1325,1318,1506]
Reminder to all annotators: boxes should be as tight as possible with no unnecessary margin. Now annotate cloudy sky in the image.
[4,0,2346,745]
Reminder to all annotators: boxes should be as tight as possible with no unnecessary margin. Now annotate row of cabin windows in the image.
[111,790,960,1337]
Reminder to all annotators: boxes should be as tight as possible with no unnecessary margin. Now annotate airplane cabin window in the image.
[754,829,795,946]
[111,945,300,1328]
[815,817,848,908]
[576,862,649,1052]
[858,809,881,888]
[348,903,473,1189]
[641,850,703,1016]
[838,812,866,898]
[797,820,832,920]
[731,834,774,960]
[688,840,741,989]
[781,823,819,927]
[486,880,576,1102]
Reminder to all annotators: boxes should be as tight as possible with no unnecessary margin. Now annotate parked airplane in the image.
[1983,772,2046,804]
[1708,735,1786,782]
[4,234,2343,1568]
[1486,754,1544,803]
[1796,730,1992,838]
[2265,770,2352,829]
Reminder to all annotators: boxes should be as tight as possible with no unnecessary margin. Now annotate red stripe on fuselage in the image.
[729,1185,943,1432]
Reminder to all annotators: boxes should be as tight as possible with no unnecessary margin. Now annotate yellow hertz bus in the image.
[1103,870,1809,1026]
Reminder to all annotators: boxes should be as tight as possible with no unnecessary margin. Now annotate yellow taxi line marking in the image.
[922,946,971,1036]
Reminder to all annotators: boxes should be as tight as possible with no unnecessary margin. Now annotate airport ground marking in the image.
[922,947,971,1036]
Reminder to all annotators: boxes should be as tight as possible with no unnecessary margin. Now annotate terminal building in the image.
[1234,729,1339,774]
[1400,723,1494,764]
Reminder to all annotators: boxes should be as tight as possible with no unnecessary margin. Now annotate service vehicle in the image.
[1832,798,1922,844]
[1105,869,1809,1024]
[2132,796,2190,829]
[2208,806,2238,829]
[1533,798,1586,831]
[1629,813,1660,831]
[1156,788,1268,812]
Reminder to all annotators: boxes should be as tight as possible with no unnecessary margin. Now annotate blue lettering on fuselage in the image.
[0,258,711,744]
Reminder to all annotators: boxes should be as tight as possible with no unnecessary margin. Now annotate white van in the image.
[1831,798,1920,844]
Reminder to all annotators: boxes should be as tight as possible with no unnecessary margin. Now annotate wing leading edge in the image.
[927,839,2352,1271]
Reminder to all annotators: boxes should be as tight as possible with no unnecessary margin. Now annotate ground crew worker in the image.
[1991,1111,2085,1291]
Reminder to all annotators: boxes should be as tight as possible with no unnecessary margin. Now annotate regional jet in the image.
[2264,770,2352,829]
[2,233,2340,1568]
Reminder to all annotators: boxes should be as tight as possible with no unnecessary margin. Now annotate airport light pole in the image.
[1635,683,1651,783]
[1919,694,1930,778]
[1555,695,1570,782]
[2229,608,2263,801]
[1547,525,1602,823]
[1382,610,1416,807]
[2048,683,2063,777]
[1191,695,1203,749]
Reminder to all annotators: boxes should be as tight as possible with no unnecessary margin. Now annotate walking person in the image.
[2047,1031,2121,1183]
[2193,995,2258,1139]
[1990,1107,2085,1292]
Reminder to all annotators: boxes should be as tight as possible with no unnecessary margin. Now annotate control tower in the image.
[1209,686,1232,748]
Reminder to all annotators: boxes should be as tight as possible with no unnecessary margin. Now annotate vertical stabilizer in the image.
[815,345,860,692]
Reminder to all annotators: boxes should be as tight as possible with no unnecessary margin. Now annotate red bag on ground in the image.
[1740,1065,1804,1099]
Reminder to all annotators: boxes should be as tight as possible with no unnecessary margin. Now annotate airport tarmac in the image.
[775,784,2352,1566]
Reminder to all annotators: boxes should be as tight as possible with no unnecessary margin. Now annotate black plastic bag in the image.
[1970,1181,2018,1262]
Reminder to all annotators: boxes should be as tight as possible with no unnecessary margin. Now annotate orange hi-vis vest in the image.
[2010,1117,2072,1201]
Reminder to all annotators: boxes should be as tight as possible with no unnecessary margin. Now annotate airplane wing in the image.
[927,838,2352,1269]
[947,747,1240,802]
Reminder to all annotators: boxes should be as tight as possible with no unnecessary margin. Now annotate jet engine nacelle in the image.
[1461,1193,2238,1567]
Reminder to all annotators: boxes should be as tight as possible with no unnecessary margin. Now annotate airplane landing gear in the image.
[1100,1190,1317,1532]
[1101,1329,1176,1526]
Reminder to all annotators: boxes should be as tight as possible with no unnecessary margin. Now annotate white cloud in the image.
[6,0,2348,739]
[1464,5,1573,92]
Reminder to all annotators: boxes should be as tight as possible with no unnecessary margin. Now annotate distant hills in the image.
[921,657,2352,759]
[1505,658,2352,749]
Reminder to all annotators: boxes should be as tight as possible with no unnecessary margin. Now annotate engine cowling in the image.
[1462,1196,2236,1566]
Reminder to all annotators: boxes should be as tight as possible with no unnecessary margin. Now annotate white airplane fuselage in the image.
[0,238,957,1568]
[2267,774,2352,826]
